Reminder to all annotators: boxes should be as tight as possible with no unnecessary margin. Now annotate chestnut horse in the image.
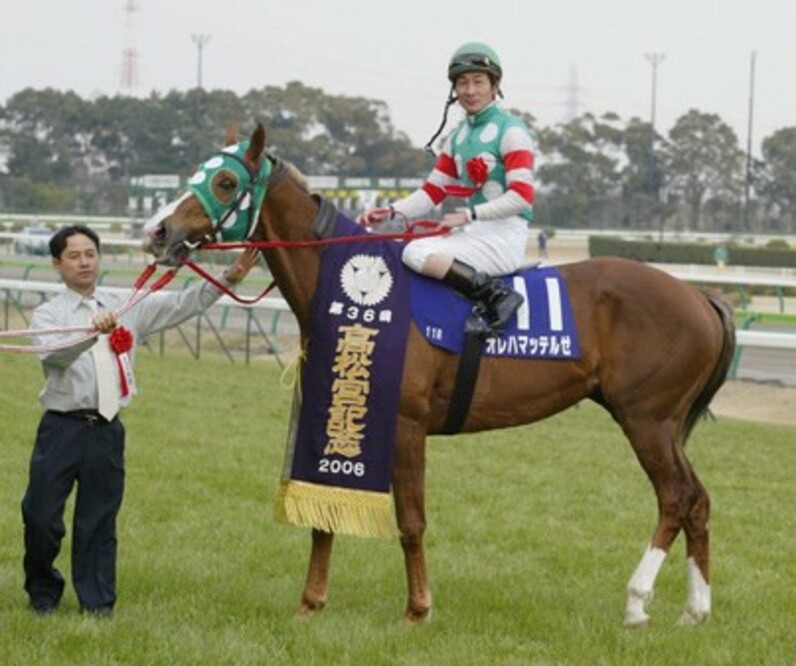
[143,124,735,627]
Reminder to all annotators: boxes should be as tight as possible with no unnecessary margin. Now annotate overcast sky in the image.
[2,0,794,153]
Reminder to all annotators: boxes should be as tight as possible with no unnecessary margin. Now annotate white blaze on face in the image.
[143,192,192,238]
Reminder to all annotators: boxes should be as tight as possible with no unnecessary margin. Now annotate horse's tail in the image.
[683,289,737,444]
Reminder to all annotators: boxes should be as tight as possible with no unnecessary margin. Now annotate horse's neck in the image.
[260,176,321,329]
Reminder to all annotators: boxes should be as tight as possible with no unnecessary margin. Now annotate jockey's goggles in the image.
[448,54,502,80]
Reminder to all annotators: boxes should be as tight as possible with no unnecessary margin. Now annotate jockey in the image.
[360,41,535,332]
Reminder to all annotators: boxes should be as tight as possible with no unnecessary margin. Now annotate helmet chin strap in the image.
[423,83,504,156]
[424,88,458,156]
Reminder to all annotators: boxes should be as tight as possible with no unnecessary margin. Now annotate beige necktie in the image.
[87,298,119,421]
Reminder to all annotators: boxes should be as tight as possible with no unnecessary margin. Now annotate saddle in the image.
[410,266,581,434]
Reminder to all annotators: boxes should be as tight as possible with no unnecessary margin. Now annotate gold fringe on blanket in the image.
[275,480,400,539]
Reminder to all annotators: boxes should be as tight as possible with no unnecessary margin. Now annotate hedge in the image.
[588,236,796,269]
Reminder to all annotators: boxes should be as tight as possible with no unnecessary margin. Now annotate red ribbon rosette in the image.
[109,326,133,354]
[466,156,489,185]
[109,326,134,397]
[444,156,490,198]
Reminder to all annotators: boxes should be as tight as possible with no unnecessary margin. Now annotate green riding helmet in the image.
[447,41,503,83]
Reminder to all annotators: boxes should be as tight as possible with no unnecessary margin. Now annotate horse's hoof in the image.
[400,607,431,626]
[294,599,326,621]
[624,589,652,628]
[624,614,651,629]
[677,607,710,626]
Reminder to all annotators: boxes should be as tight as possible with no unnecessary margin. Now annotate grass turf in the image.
[0,351,793,665]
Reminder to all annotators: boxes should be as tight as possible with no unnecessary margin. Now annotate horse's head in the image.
[143,123,269,265]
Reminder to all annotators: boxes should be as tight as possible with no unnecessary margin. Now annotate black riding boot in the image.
[442,260,524,332]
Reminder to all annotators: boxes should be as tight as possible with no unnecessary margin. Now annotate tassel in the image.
[275,481,399,539]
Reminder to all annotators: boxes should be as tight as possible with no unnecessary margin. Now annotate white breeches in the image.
[401,216,529,275]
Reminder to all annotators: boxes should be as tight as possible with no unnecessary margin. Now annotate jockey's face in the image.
[54,233,100,296]
[455,71,497,115]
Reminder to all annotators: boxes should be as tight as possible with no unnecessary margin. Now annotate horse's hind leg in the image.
[622,420,711,627]
[296,529,334,619]
[678,469,711,625]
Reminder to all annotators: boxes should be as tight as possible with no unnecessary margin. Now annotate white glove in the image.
[357,207,393,227]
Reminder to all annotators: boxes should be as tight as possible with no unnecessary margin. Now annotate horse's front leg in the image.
[296,528,334,619]
[392,419,432,624]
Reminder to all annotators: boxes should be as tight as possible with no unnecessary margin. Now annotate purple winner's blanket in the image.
[275,213,409,538]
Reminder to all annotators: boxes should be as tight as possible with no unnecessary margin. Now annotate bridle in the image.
[183,143,275,249]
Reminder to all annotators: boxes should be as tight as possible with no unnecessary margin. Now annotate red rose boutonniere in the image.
[444,156,490,198]
[109,326,136,397]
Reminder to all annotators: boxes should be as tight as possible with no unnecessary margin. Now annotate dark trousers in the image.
[21,411,125,611]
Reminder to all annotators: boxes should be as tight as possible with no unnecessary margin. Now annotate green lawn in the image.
[1,351,793,665]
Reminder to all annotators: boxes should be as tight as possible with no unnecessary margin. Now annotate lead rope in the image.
[0,264,179,354]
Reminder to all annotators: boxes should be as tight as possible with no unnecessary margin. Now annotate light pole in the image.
[191,34,211,126]
[645,53,665,239]
[645,53,665,129]
[191,33,211,89]
[744,51,756,231]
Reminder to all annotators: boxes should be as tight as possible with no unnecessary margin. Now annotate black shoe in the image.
[442,260,524,334]
[485,289,524,332]
[30,601,58,616]
[81,605,114,618]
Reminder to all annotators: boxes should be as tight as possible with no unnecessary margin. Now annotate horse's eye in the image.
[211,170,238,202]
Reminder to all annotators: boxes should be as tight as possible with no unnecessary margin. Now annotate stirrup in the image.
[465,308,492,337]
[485,291,524,333]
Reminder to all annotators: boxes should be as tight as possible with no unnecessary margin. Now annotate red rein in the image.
[185,220,449,304]
[199,219,447,251]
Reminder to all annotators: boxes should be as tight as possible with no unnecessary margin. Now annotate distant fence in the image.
[734,330,796,349]
[657,265,796,382]
[665,265,796,313]
[0,231,172,266]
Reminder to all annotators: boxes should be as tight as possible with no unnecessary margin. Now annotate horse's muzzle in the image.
[142,228,189,266]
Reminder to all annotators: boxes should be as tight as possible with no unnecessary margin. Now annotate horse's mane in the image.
[285,161,310,193]
[268,153,309,194]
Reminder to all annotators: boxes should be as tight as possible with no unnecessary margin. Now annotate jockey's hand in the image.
[440,209,471,229]
[224,247,261,285]
[92,311,118,334]
[357,207,392,227]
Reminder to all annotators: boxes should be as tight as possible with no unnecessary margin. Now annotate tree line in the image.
[0,83,794,234]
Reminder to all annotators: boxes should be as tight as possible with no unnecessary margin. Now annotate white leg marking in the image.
[678,556,711,626]
[625,544,667,627]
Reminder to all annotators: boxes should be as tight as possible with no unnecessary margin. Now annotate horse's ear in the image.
[223,124,239,147]
[246,122,266,167]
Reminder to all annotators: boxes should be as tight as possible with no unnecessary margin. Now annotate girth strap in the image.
[441,316,489,434]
